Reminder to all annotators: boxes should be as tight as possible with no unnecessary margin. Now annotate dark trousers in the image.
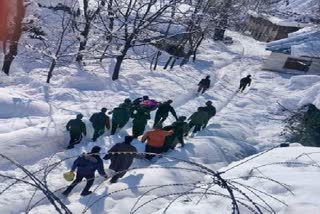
[239,84,247,92]
[188,122,202,134]
[110,171,126,183]
[153,113,168,127]
[145,144,163,160]
[92,128,105,141]
[63,173,94,195]
[111,122,126,135]
[176,135,184,147]
[202,117,212,129]
[68,132,82,148]
[132,122,147,138]
[198,86,208,94]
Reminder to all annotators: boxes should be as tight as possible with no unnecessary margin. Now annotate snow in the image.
[0,88,50,118]
[248,10,310,28]
[220,146,320,213]
[278,0,320,15]
[266,28,320,57]
[1,28,320,213]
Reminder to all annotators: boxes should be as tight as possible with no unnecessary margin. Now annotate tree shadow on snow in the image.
[120,173,144,194]
[79,192,105,214]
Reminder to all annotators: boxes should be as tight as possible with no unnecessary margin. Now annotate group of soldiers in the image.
[197,74,252,94]
[66,96,216,150]
[63,74,252,196]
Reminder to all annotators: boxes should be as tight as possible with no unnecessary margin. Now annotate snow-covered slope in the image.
[1,30,320,214]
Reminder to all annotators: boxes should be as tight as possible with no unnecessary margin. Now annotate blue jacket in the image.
[71,153,106,176]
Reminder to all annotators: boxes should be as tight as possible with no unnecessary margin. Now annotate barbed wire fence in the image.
[1,150,320,214]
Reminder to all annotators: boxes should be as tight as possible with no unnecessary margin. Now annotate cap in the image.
[91,146,101,154]
[76,113,83,119]
[124,98,131,103]
[206,101,212,105]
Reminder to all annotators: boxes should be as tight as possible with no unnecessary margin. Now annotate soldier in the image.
[153,100,178,127]
[132,107,151,138]
[239,75,252,93]
[66,114,87,149]
[170,116,189,148]
[186,107,209,136]
[110,104,131,135]
[202,101,216,129]
[197,75,211,94]
[90,108,110,141]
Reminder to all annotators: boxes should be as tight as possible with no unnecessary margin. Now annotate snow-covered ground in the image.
[1,31,320,213]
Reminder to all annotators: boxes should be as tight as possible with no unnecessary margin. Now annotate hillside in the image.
[1,29,320,213]
[1,0,320,213]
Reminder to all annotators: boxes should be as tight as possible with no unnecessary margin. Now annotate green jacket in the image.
[112,107,130,124]
[132,110,150,124]
[189,111,209,125]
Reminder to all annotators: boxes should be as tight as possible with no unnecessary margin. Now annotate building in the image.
[263,28,320,74]
[245,11,309,42]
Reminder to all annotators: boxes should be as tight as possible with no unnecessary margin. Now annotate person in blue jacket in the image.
[62,146,107,196]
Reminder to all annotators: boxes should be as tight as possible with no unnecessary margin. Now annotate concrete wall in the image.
[263,52,320,74]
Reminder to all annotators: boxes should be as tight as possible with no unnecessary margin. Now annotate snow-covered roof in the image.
[266,27,320,57]
[248,10,310,28]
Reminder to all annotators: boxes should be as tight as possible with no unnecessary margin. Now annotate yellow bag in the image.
[63,171,75,182]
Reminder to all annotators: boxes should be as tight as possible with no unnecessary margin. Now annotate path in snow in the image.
[0,32,293,213]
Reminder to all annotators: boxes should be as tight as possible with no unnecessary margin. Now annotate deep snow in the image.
[1,31,320,213]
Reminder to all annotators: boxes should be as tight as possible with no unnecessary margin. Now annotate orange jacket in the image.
[141,129,173,148]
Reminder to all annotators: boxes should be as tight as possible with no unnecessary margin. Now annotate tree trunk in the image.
[153,51,161,70]
[112,55,125,80]
[170,57,177,69]
[1,0,25,75]
[2,44,17,75]
[108,0,114,31]
[193,36,204,61]
[99,0,114,62]
[164,56,172,69]
[111,40,132,80]
[76,22,90,62]
[214,0,232,41]
[46,59,56,83]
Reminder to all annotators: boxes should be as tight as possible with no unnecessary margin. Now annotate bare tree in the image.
[97,0,184,80]
[24,1,78,83]
[74,0,106,62]
[99,0,115,62]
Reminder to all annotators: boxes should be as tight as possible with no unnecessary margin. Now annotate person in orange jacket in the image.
[141,124,173,160]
